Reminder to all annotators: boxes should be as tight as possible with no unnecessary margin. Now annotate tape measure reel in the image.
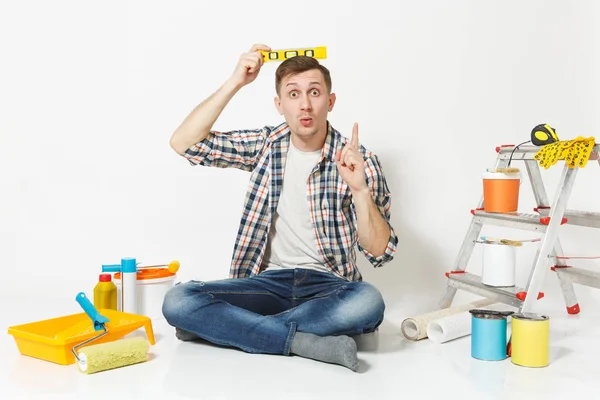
[531,124,559,146]
[260,46,327,62]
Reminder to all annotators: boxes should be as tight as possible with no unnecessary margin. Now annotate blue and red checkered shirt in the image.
[182,121,398,281]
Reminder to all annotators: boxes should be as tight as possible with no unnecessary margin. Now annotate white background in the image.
[1,0,599,323]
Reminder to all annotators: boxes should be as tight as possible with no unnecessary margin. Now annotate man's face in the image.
[274,69,336,140]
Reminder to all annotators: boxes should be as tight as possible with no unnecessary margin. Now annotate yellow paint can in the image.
[510,313,550,367]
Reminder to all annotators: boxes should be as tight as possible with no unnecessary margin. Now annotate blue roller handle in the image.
[76,292,110,331]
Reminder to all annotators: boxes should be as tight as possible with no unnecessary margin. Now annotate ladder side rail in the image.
[521,164,578,313]
[551,153,600,314]
[525,157,580,313]
[551,239,581,315]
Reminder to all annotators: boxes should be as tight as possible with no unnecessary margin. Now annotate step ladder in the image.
[438,142,600,315]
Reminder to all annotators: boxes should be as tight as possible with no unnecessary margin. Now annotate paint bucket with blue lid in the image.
[469,309,514,361]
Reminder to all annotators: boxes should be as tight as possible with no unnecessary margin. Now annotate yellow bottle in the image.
[94,273,117,310]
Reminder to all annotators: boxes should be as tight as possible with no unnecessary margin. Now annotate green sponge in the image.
[77,337,149,374]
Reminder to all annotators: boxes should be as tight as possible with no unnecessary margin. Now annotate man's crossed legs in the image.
[162,268,385,371]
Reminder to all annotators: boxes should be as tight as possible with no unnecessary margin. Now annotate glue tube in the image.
[102,257,138,314]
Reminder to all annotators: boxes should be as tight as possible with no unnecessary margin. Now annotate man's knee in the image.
[162,283,186,324]
[162,281,211,326]
[340,282,385,331]
[357,282,385,318]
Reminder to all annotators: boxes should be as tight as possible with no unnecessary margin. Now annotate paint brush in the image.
[479,237,541,247]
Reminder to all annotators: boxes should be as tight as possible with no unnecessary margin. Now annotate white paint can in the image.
[113,268,177,319]
[482,243,516,287]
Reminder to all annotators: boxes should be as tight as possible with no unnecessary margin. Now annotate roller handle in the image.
[76,292,110,331]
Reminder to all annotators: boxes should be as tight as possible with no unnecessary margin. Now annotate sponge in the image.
[77,337,149,374]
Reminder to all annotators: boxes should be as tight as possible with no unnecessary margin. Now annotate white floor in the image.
[2,292,599,400]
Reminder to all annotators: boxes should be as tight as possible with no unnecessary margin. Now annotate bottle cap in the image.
[99,273,112,282]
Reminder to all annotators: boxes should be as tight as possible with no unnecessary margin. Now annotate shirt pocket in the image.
[321,192,353,235]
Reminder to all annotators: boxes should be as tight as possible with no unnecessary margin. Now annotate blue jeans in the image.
[162,268,385,355]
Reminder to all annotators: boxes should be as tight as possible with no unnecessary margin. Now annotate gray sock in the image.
[175,327,200,342]
[290,332,359,371]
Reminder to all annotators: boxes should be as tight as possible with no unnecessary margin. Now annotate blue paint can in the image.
[469,309,514,361]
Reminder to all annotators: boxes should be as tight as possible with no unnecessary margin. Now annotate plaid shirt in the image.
[182,121,398,281]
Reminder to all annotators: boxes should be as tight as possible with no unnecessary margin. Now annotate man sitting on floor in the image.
[162,44,398,371]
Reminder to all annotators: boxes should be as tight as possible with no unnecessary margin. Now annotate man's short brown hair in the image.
[275,56,332,96]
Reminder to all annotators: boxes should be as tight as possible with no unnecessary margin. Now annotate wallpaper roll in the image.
[427,302,517,344]
[401,298,495,341]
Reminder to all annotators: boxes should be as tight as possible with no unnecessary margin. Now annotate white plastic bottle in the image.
[120,257,138,314]
[102,257,138,314]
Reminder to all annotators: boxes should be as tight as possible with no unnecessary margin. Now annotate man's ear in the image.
[274,96,283,115]
[328,92,337,112]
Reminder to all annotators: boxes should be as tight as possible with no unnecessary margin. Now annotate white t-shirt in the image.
[261,140,330,273]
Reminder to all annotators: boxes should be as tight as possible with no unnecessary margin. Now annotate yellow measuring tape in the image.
[534,136,596,169]
[260,46,327,62]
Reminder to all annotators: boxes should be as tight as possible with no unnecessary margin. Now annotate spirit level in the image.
[260,46,327,62]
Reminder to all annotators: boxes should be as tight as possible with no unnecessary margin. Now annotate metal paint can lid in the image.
[469,309,514,320]
[512,312,549,321]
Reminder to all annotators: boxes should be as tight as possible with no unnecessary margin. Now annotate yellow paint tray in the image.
[8,308,155,365]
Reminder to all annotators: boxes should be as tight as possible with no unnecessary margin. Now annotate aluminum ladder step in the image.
[445,271,543,309]
[535,208,600,229]
[470,209,566,232]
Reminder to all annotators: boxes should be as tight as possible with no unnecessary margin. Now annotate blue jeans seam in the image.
[307,284,348,300]
[283,321,297,355]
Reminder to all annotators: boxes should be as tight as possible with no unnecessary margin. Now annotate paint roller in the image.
[72,292,150,374]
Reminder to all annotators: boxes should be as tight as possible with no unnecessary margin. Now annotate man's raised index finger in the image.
[351,122,359,148]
